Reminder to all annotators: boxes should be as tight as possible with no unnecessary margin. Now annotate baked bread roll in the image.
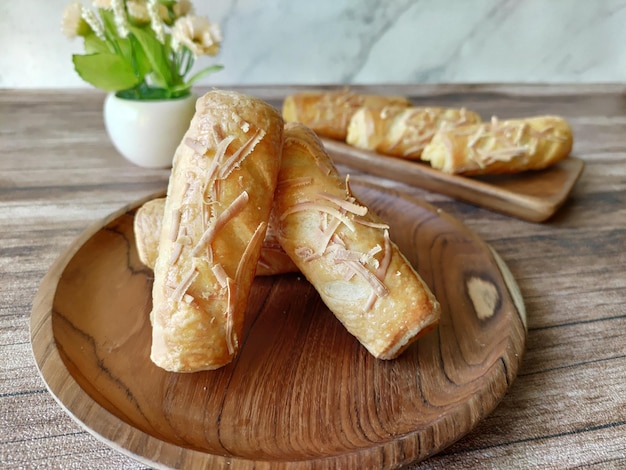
[256,206,300,276]
[282,89,411,140]
[134,197,298,276]
[275,122,440,359]
[421,115,573,175]
[134,197,163,272]
[346,106,482,160]
[150,90,284,372]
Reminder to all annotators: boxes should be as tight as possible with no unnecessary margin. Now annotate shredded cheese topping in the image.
[191,190,249,257]
[281,169,393,312]
[171,267,199,304]
[441,116,569,170]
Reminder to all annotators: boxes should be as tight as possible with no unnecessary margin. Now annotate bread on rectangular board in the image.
[421,115,573,175]
[347,106,482,160]
[282,89,411,140]
[274,122,440,359]
[134,197,298,276]
[150,90,284,372]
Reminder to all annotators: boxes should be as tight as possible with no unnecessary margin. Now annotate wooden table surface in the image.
[1,85,625,469]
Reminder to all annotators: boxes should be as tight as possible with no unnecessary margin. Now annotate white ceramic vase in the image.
[103,93,197,168]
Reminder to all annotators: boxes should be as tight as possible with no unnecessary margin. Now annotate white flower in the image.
[173,0,193,19]
[82,7,105,40]
[92,0,112,8]
[61,1,90,38]
[111,0,129,37]
[126,1,150,24]
[172,15,222,57]
[148,0,165,43]
[127,0,169,25]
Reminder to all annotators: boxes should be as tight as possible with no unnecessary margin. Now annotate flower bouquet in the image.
[62,0,223,167]
[62,0,223,100]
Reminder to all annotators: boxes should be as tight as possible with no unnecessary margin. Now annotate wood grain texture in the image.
[322,138,584,223]
[2,85,625,469]
[30,180,526,468]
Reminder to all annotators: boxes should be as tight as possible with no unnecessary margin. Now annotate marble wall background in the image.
[2,0,626,89]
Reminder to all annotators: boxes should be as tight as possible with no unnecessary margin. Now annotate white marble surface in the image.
[2,0,626,88]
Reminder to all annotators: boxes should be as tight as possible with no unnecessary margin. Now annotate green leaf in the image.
[73,53,141,92]
[128,25,172,89]
[182,64,224,88]
[84,33,110,54]
[129,35,151,82]
[116,86,168,100]
[99,9,117,38]
[116,36,134,64]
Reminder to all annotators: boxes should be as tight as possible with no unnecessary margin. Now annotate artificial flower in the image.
[61,1,90,37]
[126,0,150,24]
[63,0,223,99]
[172,15,222,57]
[173,0,193,18]
[111,0,129,37]
[92,0,112,8]
[127,0,169,25]
[147,0,165,43]
[81,8,105,40]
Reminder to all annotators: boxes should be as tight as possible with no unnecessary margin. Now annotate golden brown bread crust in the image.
[255,205,300,276]
[134,197,298,276]
[134,198,163,271]
[282,89,411,140]
[150,90,284,372]
[275,122,440,359]
[346,106,482,160]
[421,115,573,175]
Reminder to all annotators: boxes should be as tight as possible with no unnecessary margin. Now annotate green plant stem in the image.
[75,6,221,100]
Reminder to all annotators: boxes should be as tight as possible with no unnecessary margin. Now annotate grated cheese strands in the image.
[184,137,207,155]
[376,229,393,280]
[361,244,382,269]
[274,122,442,360]
[171,267,199,304]
[224,277,237,356]
[316,215,343,256]
[218,128,266,180]
[168,242,184,265]
[192,191,249,257]
[200,133,234,223]
[235,221,267,283]
[207,134,235,182]
[344,174,353,198]
[211,263,229,288]
[513,122,528,145]
[363,291,378,312]
[325,238,388,301]
[280,200,356,232]
[319,212,329,233]
[467,125,486,148]
[327,244,363,263]
[351,105,483,159]
[318,192,368,216]
[150,90,285,372]
[343,259,389,298]
[477,146,528,162]
[354,218,390,230]
[180,180,192,202]
[169,209,182,242]
[295,245,317,261]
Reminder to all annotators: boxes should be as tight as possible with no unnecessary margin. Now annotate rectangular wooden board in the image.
[322,138,585,223]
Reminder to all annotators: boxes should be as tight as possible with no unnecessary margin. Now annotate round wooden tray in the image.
[30,178,526,469]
